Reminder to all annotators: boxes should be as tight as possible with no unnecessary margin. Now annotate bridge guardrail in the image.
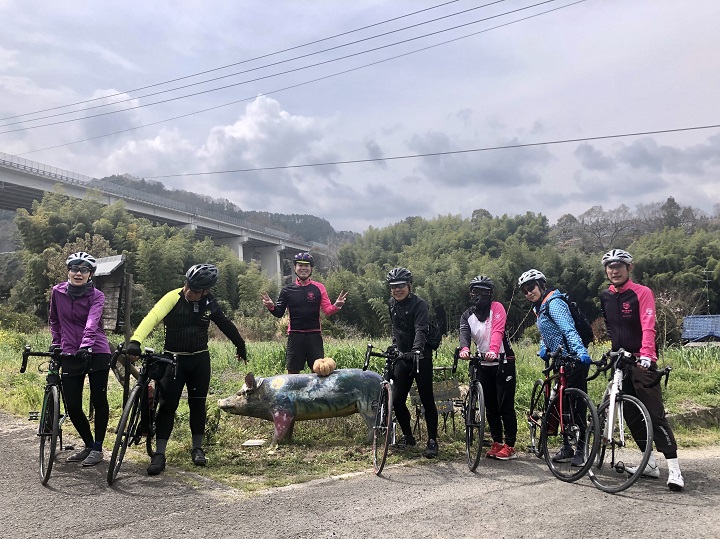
[0,152,303,243]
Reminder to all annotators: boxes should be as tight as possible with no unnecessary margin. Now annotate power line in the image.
[144,123,720,178]
[0,0,511,126]
[17,0,587,156]
[0,0,562,135]
[0,0,467,122]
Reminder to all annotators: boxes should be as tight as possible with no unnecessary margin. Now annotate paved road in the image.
[2,412,719,539]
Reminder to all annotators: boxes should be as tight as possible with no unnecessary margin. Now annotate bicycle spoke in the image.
[588,394,653,493]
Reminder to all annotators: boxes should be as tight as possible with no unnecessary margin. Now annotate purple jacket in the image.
[49,282,111,354]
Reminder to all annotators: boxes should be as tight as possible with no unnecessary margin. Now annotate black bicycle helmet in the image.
[185,263,219,289]
[386,267,413,285]
[469,275,494,290]
[293,252,315,267]
[66,251,97,269]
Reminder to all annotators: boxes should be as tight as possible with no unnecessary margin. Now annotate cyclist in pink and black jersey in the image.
[599,249,684,491]
[261,252,347,373]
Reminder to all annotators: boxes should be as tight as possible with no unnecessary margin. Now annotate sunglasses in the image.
[470,289,492,297]
[389,283,408,290]
[188,288,204,294]
[68,266,91,275]
[521,283,537,295]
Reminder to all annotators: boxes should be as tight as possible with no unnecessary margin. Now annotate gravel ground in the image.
[2,411,719,539]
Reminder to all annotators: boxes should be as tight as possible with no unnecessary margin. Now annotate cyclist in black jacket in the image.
[127,264,247,476]
[385,267,439,458]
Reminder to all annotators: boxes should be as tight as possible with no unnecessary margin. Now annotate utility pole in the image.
[702,268,712,314]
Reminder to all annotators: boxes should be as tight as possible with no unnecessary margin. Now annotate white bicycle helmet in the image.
[602,249,633,267]
[517,269,546,287]
[66,251,97,269]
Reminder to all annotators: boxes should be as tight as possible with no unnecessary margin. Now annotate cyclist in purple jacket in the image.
[48,251,112,467]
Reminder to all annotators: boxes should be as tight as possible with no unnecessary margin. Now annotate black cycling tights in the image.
[155,351,211,440]
[393,358,439,441]
[61,368,110,447]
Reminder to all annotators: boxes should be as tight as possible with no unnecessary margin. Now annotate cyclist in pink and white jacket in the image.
[459,275,517,460]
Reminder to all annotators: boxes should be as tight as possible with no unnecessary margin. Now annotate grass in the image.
[1,330,719,491]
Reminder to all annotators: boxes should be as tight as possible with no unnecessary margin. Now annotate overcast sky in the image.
[1,0,719,233]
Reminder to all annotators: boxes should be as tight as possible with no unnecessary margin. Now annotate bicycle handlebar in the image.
[452,347,498,374]
[110,342,178,380]
[21,345,81,374]
[586,348,671,388]
[362,343,420,374]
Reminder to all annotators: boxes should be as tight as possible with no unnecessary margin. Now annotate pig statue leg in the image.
[358,401,376,442]
[272,408,296,444]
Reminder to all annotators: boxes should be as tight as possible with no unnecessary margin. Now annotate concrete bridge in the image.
[0,151,315,280]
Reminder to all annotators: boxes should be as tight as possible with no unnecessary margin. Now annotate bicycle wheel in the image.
[145,382,158,457]
[107,385,142,485]
[527,379,547,458]
[38,385,60,485]
[542,387,600,482]
[465,381,485,471]
[588,394,653,493]
[372,382,393,476]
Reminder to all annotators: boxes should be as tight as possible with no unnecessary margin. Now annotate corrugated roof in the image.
[94,254,125,277]
[682,315,720,341]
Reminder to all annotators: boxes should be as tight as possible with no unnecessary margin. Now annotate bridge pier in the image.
[256,245,284,285]
[215,236,247,263]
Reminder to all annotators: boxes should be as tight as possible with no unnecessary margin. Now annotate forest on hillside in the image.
[0,190,718,347]
[94,175,357,244]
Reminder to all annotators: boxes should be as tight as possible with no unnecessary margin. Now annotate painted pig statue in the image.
[218,369,382,443]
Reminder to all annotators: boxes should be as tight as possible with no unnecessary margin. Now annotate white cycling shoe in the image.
[667,468,685,491]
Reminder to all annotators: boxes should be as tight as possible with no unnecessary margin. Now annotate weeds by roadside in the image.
[1,330,719,491]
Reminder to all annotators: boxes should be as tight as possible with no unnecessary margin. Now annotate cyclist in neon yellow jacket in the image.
[127,263,246,476]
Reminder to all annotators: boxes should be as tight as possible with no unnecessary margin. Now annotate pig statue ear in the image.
[245,372,257,390]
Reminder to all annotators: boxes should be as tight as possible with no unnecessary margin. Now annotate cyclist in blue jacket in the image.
[519,269,591,467]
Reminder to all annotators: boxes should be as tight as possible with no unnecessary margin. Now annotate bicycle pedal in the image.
[28,411,39,421]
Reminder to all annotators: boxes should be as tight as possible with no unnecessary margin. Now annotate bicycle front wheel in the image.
[527,379,547,458]
[588,394,653,493]
[39,385,60,485]
[372,382,393,476]
[108,385,142,485]
[465,381,485,472]
[542,387,600,482]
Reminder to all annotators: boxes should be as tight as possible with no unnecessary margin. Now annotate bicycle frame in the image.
[21,345,76,484]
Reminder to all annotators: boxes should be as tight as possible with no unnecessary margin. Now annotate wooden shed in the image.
[92,254,128,334]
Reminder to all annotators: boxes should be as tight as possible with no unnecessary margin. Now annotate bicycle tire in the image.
[372,382,393,476]
[542,387,600,482]
[465,381,485,471]
[107,384,142,485]
[145,382,159,457]
[527,379,547,458]
[588,394,653,493]
[38,385,60,485]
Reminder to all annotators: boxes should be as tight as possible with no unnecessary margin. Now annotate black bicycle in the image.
[107,343,177,485]
[21,345,80,485]
[362,343,419,476]
[528,347,600,482]
[452,348,487,471]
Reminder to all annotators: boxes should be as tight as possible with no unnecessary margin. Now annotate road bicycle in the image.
[586,349,671,493]
[21,345,81,485]
[107,343,177,485]
[527,346,600,482]
[452,348,487,472]
[362,343,419,476]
